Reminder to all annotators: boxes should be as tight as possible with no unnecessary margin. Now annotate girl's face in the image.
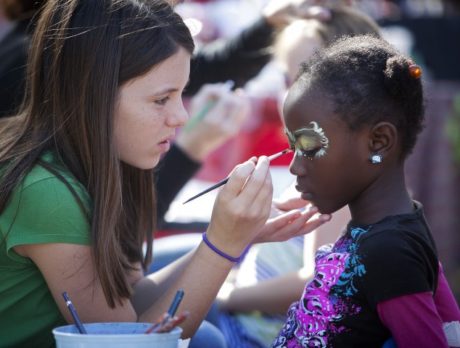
[114,47,190,169]
[283,84,372,214]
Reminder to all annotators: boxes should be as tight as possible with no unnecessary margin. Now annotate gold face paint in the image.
[285,121,329,159]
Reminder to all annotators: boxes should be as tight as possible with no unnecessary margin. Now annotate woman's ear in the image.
[368,122,398,158]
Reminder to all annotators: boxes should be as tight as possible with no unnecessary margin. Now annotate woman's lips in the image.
[158,139,171,152]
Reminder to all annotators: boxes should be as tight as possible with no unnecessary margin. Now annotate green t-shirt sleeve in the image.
[1,170,91,255]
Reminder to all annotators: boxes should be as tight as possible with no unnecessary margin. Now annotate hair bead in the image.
[409,64,422,79]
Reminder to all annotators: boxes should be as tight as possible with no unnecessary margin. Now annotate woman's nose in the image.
[167,101,189,127]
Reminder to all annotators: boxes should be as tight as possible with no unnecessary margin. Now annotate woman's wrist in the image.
[201,232,250,263]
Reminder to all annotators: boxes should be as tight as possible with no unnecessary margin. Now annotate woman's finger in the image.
[275,214,330,241]
[256,209,331,243]
[223,160,256,197]
[235,156,271,204]
[248,166,273,210]
[274,196,311,211]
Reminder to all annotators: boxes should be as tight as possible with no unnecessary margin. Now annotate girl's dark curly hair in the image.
[296,35,424,158]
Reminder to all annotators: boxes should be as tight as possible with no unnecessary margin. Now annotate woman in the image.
[0,0,326,346]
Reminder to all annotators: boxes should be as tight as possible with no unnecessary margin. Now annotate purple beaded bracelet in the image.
[202,232,250,263]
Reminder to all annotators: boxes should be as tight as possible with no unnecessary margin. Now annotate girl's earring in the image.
[370,154,382,164]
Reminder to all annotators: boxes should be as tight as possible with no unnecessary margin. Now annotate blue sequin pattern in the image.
[272,226,372,348]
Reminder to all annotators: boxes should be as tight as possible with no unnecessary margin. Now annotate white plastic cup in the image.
[52,322,182,348]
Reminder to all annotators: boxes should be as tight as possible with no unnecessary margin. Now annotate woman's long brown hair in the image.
[0,0,194,307]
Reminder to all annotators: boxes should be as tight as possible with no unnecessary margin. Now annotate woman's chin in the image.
[149,156,161,169]
[121,155,160,170]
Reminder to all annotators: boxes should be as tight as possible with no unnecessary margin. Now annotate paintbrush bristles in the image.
[182,149,291,204]
[267,149,290,161]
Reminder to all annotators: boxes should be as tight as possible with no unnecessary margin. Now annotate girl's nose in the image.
[289,153,306,177]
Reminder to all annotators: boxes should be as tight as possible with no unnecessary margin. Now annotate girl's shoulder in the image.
[353,202,435,250]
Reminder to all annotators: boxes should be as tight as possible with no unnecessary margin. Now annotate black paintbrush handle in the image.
[182,177,229,204]
[182,149,291,204]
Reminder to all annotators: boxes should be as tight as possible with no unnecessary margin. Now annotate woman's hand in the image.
[254,190,331,244]
[205,156,273,257]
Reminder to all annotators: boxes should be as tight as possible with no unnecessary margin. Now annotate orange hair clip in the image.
[409,64,422,79]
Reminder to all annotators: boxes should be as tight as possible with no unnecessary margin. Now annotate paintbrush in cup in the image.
[145,289,185,334]
[62,292,87,334]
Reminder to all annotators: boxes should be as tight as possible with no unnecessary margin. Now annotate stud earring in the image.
[370,154,382,164]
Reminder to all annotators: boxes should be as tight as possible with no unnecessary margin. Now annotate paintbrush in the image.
[145,289,185,334]
[62,292,87,334]
[182,149,291,204]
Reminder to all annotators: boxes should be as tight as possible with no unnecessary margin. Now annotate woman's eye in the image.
[155,96,170,106]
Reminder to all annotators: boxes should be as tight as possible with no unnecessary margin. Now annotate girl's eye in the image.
[299,147,321,159]
[155,96,170,106]
[294,135,322,159]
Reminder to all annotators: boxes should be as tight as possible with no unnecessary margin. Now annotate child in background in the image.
[273,35,460,348]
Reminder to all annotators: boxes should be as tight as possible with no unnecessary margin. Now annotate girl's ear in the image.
[368,122,398,156]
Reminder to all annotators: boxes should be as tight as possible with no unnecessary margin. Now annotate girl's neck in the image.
[349,165,413,226]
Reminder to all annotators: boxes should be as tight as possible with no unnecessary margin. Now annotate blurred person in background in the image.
[0,3,12,40]
[0,0,43,118]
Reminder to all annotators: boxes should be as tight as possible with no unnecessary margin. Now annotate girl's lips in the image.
[296,184,313,201]
[295,184,307,193]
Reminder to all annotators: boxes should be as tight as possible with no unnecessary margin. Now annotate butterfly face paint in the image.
[285,121,329,159]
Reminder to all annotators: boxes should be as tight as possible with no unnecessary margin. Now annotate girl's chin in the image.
[301,192,314,201]
[300,194,331,214]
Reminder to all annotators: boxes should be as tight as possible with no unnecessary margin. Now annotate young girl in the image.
[214,7,381,348]
[0,1,325,346]
[273,35,460,347]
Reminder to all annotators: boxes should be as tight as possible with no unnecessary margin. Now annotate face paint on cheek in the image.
[285,121,329,159]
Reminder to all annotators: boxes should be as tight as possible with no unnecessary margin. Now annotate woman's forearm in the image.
[131,249,195,314]
[134,243,234,337]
